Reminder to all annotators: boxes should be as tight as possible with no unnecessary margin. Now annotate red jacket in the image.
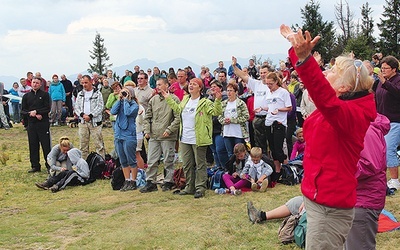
[289,48,377,208]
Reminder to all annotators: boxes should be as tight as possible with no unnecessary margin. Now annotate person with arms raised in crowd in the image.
[280,24,376,249]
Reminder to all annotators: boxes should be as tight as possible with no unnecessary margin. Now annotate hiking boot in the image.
[194,191,204,199]
[35,181,50,190]
[387,179,400,190]
[259,179,269,192]
[161,182,174,192]
[251,182,258,191]
[50,185,59,193]
[140,181,158,193]
[247,201,262,224]
[120,180,130,192]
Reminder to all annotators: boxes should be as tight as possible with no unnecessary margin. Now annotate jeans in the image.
[11,102,20,123]
[210,134,229,167]
[223,136,245,158]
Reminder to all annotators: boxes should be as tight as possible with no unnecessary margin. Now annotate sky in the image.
[0,0,384,81]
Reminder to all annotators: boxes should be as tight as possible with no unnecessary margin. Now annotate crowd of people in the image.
[1,24,399,248]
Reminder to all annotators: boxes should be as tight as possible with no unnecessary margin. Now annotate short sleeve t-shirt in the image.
[181,97,199,144]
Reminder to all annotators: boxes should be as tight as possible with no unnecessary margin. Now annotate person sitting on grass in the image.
[221,143,249,195]
[246,196,304,224]
[35,148,89,192]
[240,147,273,192]
[47,136,74,176]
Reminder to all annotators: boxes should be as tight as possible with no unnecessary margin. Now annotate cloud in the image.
[67,15,167,34]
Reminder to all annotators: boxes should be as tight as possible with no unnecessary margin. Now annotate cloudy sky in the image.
[0,0,383,80]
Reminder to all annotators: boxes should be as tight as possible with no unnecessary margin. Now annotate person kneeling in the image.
[35,148,90,192]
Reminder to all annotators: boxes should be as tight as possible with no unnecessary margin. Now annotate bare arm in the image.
[231,56,249,83]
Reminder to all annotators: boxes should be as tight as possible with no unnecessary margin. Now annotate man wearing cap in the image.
[74,75,105,159]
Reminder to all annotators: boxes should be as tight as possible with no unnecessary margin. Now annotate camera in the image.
[121,91,128,97]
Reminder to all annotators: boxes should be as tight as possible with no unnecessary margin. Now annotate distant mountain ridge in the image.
[0,54,286,89]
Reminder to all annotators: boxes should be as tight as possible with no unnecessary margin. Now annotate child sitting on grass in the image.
[241,147,273,192]
[290,128,305,161]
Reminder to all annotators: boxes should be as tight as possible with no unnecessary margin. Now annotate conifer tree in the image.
[88,32,113,75]
[377,0,400,56]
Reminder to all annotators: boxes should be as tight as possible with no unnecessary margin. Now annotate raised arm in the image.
[231,56,249,83]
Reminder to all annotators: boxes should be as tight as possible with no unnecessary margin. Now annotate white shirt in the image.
[247,77,268,116]
[83,90,94,115]
[181,97,199,144]
[264,87,292,127]
[223,100,243,138]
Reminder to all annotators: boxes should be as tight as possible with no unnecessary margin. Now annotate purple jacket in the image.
[355,113,390,210]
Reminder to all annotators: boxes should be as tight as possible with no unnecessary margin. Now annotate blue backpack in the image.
[210,170,225,190]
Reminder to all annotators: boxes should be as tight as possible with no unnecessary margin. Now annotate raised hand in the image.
[280,24,320,61]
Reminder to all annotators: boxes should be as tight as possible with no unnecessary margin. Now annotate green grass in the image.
[0,124,399,249]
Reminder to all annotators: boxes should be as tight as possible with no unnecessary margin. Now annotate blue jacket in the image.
[49,81,66,102]
[110,99,139,140]
[8,88,20,103]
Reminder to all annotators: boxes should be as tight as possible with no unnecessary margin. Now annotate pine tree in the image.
[360,2,375,48]
[377,0,400,56]
[88,32,113,75]
[294,0,337,63]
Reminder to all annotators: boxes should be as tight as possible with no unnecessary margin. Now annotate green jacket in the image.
[144,94,181,141]
[218,98,249,138]
[166,94,222,146]
[106,93,119,122]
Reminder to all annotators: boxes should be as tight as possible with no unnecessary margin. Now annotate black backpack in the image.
[86,152,106,183]
[278,162,303,186]
[111,166,125,190]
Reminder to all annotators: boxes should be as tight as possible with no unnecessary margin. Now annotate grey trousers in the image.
[145,139,176,183]
[345,207,381,250]
[180,142,208,194]
[304,197,354,250]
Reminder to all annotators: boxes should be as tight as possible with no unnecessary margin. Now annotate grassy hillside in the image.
[0,124,399,249]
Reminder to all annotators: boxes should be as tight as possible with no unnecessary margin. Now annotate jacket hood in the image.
[67,148,82,165]
[371,113,390,136]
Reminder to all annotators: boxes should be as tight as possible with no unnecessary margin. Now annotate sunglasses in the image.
[353,60,362,92]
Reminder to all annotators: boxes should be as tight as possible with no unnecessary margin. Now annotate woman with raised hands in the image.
[280,24,377,249]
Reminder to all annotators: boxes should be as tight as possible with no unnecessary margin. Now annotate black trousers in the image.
[27,121,51,170]
[252,116,268,154]
[65,96,73,117]
[266,122,287,163]
[48,170,86,190]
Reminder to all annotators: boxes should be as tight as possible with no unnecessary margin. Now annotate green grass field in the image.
[0,124,399,249]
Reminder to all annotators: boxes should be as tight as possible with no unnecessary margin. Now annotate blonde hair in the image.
[266,72,283,87]
[59,136,71,148]
[250,147,262,158]
[295,128,303,137]
[333,56,373,92]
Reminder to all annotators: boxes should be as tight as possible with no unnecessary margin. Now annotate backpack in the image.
[111,166,125,190]
[210,169,225,190]
[278,163,303,186]
[278,214,301,244]
[136,168,147,188]
[294,212,307,248]
[102,155,116,179]
[86,152,106,182]
[173,168,186,190]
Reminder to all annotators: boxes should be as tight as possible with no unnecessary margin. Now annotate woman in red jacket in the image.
[280,25,377,249]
